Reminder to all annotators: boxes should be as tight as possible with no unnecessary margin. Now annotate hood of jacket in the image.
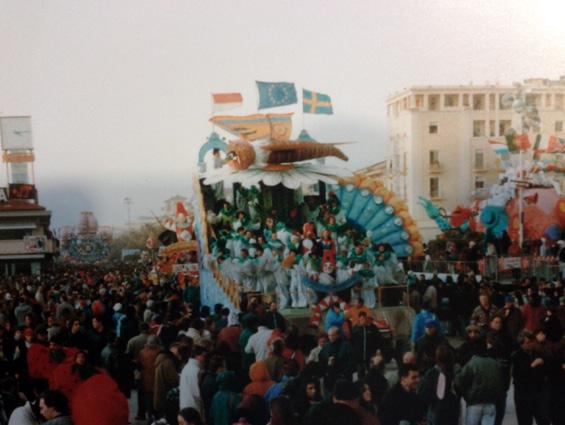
[249,361,271,382]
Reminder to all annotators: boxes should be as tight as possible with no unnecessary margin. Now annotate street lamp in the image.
[501,88,541,249]
[123,197,133,228]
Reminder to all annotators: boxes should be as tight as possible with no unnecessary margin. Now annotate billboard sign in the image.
[0,116,33,150]
[3,152,35,163]
[9,162,32,184]
[24,235,47,253]
[9,184,37,201]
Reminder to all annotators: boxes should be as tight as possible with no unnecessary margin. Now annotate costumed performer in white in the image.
[272,248,291,309]
[254,247,276,295]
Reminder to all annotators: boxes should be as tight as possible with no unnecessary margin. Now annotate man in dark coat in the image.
[263,302,286,332]
[415,319,447,375]
[319,326,351,390]
[351,312,382,378]
[496,295,524,344]
[457,324,483,366]
[378,364,426,425]
[511,330,551,425]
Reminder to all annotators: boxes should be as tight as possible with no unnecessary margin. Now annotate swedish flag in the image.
[256,81,297,109]
[303,89,333,115]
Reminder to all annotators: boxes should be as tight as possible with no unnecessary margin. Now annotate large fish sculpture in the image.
[225,139,348,171]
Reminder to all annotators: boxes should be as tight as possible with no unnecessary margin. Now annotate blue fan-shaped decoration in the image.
[333,177,422,257]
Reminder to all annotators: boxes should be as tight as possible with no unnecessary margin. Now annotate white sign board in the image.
[9,163,32,184]
[0,116,33,150]
[172,263,199,273]
[24,235,47,253]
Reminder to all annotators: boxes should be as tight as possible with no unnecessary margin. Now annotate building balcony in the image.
[474,164,487,173]
[428,161,443,173]
[0,238,57,257]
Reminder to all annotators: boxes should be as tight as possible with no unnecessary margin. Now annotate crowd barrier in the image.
[404,256,560,283]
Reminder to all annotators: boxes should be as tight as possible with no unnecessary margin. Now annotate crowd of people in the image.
[0,263,563,425]
[204,193,403,310]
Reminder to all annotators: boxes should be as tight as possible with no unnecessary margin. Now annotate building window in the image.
[526,93,542,107]
[429,150,439,165]
[0,229,33,239]
[556,121,563,132]
[474,176,485,190]
[473,120,486,137]
[428,95,440,111]
[429,123,438,134]
[444,94,459,107]
[463,94,470,107]
[499,93,512,110]
[402,97,409,110]
[546,94,552,108]
[430,177,440,198]
[556,94,563,110]
[474,149,484,169]
[415,95,424,108]
[489,120,496,137]
[473,94,485,110]
[499,120,511,136]
[489,94,496,110]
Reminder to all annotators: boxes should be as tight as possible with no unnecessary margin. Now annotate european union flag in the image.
[303,89,333,114]
[256,81,297,109]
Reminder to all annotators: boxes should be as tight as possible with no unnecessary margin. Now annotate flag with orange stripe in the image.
[211,92,243,113]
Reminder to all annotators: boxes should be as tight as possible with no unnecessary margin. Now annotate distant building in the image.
[0,116,57,275]
[386,76,565,240]
[0,198,56,275]
[355,159,387,181]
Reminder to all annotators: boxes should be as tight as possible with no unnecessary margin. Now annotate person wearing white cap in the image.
[112,303,125,337]
[144,300,157,323]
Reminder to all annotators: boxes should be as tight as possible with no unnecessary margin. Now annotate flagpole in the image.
[518,147,524,249]
[301,87,305,131]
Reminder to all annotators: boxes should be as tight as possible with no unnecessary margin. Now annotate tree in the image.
[109,223,162,261]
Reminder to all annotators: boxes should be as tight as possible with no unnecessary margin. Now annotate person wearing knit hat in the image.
[465,324,480,333]
[415,318,446,375]
[496,293,524,343]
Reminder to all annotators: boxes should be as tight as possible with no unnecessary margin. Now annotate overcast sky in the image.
[1,0,565,229]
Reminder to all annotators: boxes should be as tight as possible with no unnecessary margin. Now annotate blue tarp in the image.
[301,273,361,293]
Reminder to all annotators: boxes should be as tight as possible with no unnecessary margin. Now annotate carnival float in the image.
[420,91,565,263]
[193,82,424,313]
[60,212,112,264]
[149,200,200,289]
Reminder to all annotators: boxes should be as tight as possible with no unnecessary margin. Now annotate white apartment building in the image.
[386,76,565,241]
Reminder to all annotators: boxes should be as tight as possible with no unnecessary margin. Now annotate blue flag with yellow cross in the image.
[303,89,333,114]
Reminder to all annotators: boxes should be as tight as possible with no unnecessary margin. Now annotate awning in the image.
[0,223,37,230]
[0,254,45,260]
